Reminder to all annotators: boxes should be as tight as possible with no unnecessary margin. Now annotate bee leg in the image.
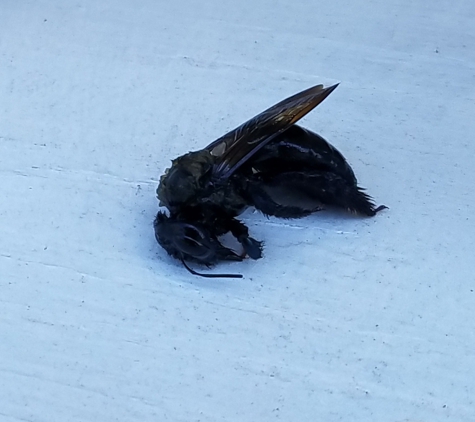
[225,218,263,260]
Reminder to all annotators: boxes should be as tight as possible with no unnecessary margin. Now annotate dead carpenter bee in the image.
[155,83,386,278]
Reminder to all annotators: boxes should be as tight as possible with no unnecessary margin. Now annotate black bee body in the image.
[154,84,386,277]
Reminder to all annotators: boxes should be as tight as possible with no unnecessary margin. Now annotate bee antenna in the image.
[180,255,243,279]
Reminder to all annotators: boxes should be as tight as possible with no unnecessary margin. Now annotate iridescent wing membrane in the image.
[206,83,339,180]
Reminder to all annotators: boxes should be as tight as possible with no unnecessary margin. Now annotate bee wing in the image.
[206,83,339,180]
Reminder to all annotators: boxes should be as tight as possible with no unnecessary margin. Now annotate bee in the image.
[154,83,386,278]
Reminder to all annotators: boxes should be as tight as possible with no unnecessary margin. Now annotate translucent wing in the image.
[206,83,339,180]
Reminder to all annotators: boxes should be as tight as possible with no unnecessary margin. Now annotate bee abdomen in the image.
[244,171,383,218]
